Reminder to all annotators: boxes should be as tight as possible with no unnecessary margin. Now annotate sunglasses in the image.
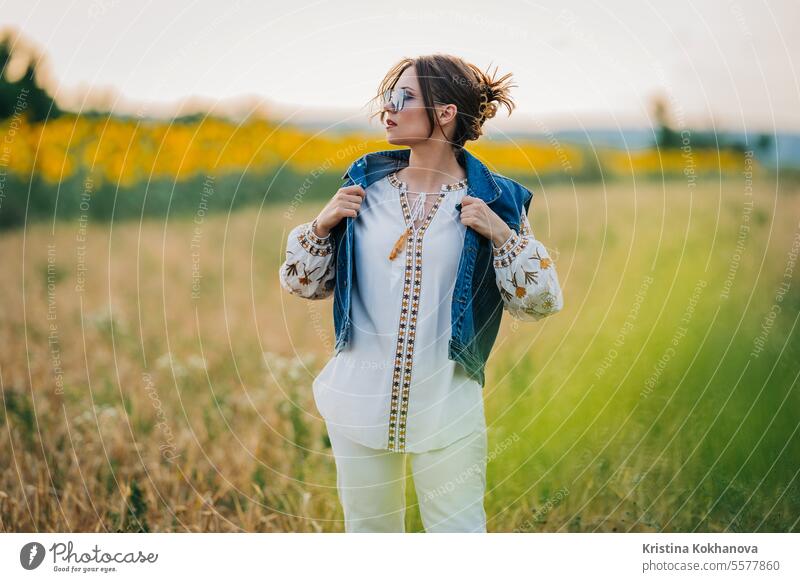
[382,87,410,113]
[382,87,446,114]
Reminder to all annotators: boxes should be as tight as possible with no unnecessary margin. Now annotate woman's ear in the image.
[438,103,457,125]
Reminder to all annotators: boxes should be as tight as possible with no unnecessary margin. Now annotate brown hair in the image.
[369,53,517,151]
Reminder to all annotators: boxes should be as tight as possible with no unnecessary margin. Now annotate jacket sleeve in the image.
[278,221,336,300]
[492,212,564,321]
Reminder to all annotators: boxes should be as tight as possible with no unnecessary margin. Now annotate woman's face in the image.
[383,66,443,146]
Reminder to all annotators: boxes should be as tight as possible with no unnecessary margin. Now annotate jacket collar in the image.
[342,147,503,204]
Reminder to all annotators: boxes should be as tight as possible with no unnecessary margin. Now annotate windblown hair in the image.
[369,53,517,151]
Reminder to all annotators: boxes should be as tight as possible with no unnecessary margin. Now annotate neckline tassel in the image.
[388,226,411,260]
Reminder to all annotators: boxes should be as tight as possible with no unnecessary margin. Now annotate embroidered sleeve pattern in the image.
[492,212,564,321]
[279,221,336,300]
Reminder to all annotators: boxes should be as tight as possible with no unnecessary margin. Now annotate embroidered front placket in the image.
[387,172,468,452]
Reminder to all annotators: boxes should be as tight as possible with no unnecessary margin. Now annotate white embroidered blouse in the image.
[279,172,563,453]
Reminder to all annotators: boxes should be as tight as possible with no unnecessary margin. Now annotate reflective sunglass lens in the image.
[382,88,405,112]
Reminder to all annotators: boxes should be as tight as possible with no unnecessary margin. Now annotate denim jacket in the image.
[329,146,535,387]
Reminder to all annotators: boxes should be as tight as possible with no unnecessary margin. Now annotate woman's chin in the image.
[385,134,413,146]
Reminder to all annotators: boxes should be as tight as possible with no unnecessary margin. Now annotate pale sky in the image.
[2,0,799,132]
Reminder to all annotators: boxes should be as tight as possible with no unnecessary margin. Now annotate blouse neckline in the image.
[387,171,468,193]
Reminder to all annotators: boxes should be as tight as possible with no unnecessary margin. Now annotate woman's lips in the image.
[386,119,397,127]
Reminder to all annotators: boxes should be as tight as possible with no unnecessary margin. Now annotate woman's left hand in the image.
[458,195,513,246]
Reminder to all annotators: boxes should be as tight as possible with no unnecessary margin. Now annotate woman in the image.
[279,54,564,532]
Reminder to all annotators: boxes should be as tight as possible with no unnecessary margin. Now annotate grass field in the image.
[1,174,799,532]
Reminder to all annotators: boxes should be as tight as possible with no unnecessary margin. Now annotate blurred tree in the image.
[650,93,751,152]
[0,28,61,122]
[651,94,682,149]
[756,133,773,153]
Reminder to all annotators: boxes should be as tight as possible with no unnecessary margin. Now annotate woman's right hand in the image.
[313,185,366,237]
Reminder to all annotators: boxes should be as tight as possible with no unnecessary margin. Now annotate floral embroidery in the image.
[298,221,333,257]
[537,291,557,312]
[523,267,539,285]
[507,271,536,299]
[307,219,331,246]
[298,264,321,286]
[493,211,563,321]
[279,222,336,300]
[494,212,533,261]
[521,290,559,317]
[519,212,532,236]
[387,170,468,193]
[492,231,517,257]
[283,251,331,286]
[307,264,336,299]
[493,231,529,268]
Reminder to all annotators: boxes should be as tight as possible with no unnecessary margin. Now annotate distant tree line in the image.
[650,94,772,153]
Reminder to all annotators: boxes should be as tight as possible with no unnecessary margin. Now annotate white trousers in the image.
[326,423,488,532]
